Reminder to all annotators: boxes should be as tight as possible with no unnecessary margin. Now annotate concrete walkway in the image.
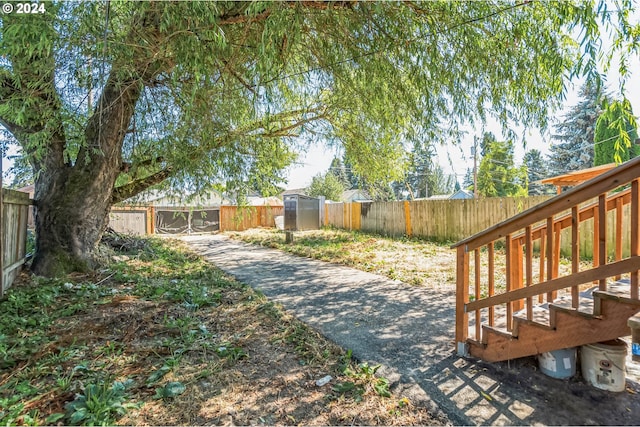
[184,234,640,426]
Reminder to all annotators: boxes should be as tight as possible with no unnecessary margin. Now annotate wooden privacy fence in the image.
[219,206,283,231]
[109,205,283,235]
[1,188,31,296]
[326,196,550,240]
[325,196,631,259]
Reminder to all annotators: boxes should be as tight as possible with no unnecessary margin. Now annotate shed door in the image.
[284,199,297,230]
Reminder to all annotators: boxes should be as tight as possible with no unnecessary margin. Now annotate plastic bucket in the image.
[580,339,627,392]
[538,348,576,379]
[628,314,640,362]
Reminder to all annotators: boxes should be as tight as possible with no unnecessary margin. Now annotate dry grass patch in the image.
[227,228,458,287]
[0,237,441,426]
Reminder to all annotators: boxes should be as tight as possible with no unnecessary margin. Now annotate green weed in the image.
[64,379,139,426]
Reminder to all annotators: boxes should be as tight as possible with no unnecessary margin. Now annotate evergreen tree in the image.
[523,149,553,196]
[594,99,640,165]
[400,141,454,199]
[327,157,351,189]
[463,168,474,193]
[547,80,610,175]
[477,133,527,198]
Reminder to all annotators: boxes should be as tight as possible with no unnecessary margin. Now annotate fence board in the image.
[220,206,283,232]
[2,189,30,296]
[109,209,149,235]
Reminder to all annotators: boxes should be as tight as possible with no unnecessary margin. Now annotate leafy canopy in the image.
[0,1,632,199]
[594,99,640,165]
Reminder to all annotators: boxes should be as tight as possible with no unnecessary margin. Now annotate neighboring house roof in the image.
[122,189,232,207]
[17,184,35,197]
[281,188,308,196]
[249,196,284,206]
[449,189,474,200]
[424,190,473,200]
[341,189,371,202]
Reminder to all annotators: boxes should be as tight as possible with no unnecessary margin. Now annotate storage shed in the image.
[283,194,322,231]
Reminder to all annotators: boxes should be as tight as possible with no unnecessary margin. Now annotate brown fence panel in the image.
[220,206,283,231]
[2,189,30,296]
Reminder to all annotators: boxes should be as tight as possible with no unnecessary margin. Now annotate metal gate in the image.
[155,208,220,234]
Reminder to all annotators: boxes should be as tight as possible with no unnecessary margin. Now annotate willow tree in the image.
[0,1,626,276]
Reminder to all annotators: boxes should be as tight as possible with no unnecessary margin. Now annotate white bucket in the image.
[539,347,576,379]
[274,215,284,230]
[580,339,627,392]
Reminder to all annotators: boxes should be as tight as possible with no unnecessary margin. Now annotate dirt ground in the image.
[221,229,640,426]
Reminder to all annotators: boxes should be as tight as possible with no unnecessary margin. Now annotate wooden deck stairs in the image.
[452,157,640,362]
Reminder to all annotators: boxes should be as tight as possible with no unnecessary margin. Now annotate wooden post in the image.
[474,248,481,340]
[455,245,469,354]
[546,217,554,302]
[506,235,513,331]
[512,238,524,312]
[598,194,607,291]
[615,197,623,280]
[538,232,545,303]
[592,206,599,278]
[525,225,533,320]
[324,204,329,227]
[404,200,412,237]
[285,231,294,244]
[571,206,579,308]
[632,180,639,300]
[488,242,495,326]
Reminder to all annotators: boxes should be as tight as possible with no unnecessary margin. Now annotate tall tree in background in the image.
[327,157,351,189]
[523,149,553,196]
[594,99,640,165]
[477,133,527,197]
[0,1,624,276]
[547,79,610,175]
[463,168,475,193]
[307,172,345,201]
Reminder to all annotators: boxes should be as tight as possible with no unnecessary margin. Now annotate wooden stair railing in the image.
[452,156,640,358]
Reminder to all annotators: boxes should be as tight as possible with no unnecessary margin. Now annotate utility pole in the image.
[472,136,478,198]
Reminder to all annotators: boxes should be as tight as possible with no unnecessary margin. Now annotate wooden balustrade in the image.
[452,157,640,351]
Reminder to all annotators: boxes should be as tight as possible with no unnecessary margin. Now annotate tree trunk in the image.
[30,167,115,276]
[31,75,143,277]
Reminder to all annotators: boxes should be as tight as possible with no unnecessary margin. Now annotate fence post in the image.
[404,200,412,237]
[456,245,469,355]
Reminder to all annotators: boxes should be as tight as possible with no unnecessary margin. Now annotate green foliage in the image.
[594,99,640,165]
[1,1,621,202]
[153,382,186,400]
[0,238,245,425]
[523,149,554,196]
[307,172,346,201]
[64,380,139,426]
[393,141,454,200]
[477,133,527,198]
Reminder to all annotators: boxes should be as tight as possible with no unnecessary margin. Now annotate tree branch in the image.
[217,1,356,25]
[111,167,174,204]
[120,156,164,173]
